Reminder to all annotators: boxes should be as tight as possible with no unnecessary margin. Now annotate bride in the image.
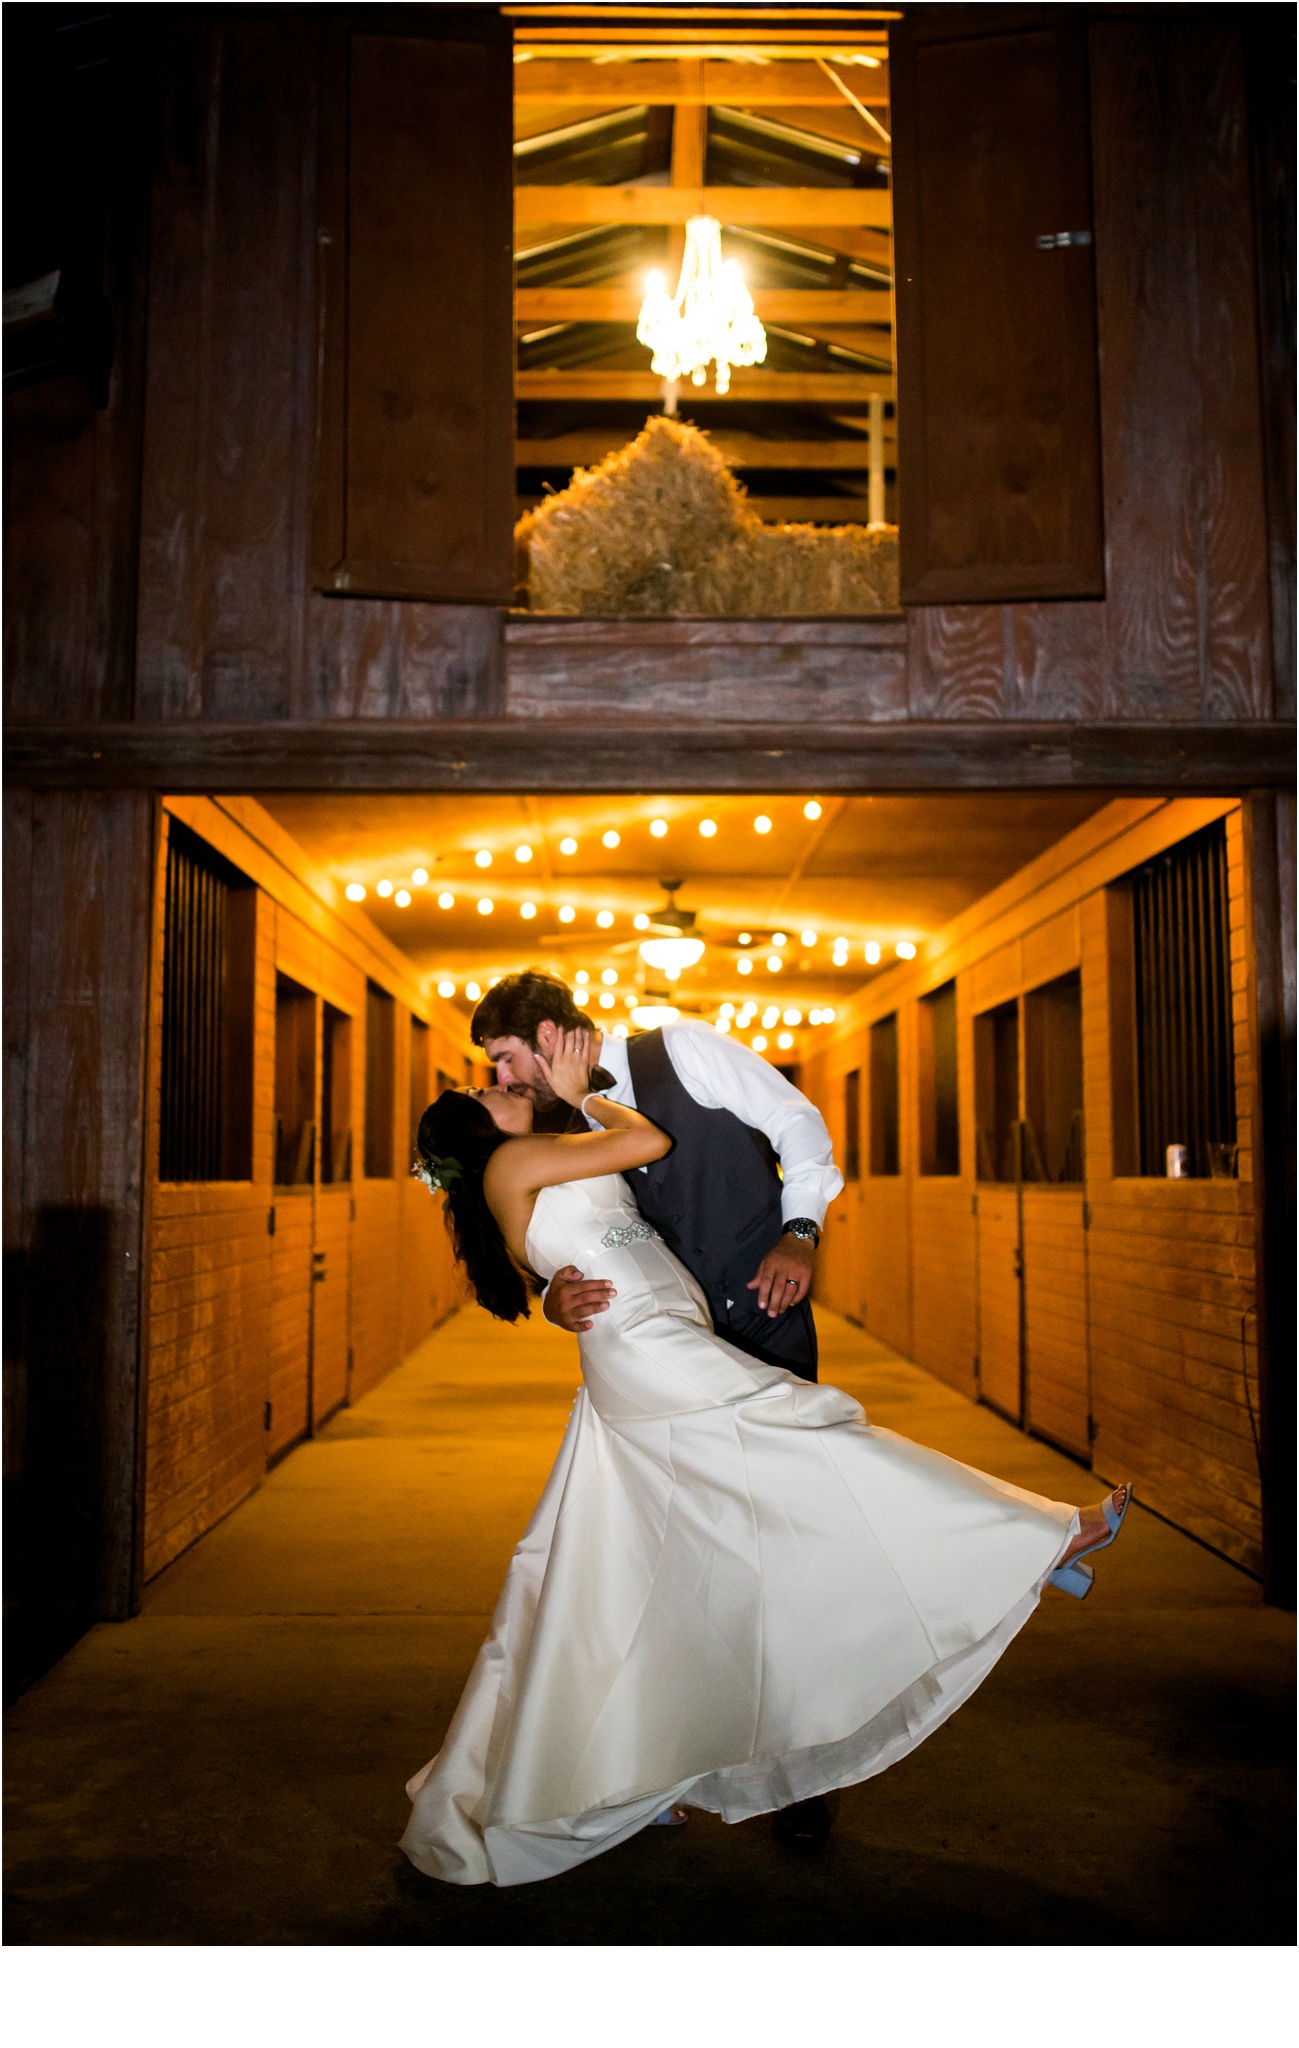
[400,1029,1131,1889]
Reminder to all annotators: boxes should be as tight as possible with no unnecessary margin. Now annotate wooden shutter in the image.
[890,6,1105,604]
[315,10,514,603]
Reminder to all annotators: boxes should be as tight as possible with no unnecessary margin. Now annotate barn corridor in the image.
[4,1304,1291,1947]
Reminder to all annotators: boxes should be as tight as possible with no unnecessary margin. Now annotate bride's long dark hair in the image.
[415,1091,539,1324]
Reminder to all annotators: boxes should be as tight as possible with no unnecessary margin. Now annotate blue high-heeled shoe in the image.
[651,1805,689,1827]
[1048,1485,1133,1599]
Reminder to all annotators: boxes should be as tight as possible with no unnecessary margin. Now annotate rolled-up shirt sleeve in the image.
[662,1022,844,1228]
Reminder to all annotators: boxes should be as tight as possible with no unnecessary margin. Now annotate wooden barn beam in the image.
[515,434,892,468]
[7,721,1294,796]
[515,186,893,227]
[515,286,892,323]
[513,61,890,108]
[516,368,896,401]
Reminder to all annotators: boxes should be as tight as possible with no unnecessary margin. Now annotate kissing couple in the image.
[400,972,1131,1888]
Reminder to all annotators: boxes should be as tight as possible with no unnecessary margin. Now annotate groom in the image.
[470,971,842,1382]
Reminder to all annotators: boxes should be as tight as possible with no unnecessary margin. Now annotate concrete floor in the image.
[5,1305,1293,1945]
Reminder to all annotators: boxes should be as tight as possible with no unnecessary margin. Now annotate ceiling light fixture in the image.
[520,902,537,919]
[477,898,493,915]
[766,955,782,972]
[865,940,881,964]
[754,815,772,835]
[559,905,575,923]
[631,1003,680,1029]
[559,837,578,856]
[803,800,823,820]
[777,1032,794,1050]
[637,215,766,395]
[650,818,668,838]
[437,892,454,910]
[437,980,455,998]
[737,958,753,976]
[465,982,481,1001]
[376,880,393,898]
[515,845,532,863]
[596,910,614,928]
[752,1034,768,1051]
[601,968,618,985]
[896,940,917,959]
[412,868,428,886]
[475,850,492,868]
[602,829,620,849]
[345,883,366,902]
[800,930,817,947]
[699,818,718,838]
[395,889,411,907]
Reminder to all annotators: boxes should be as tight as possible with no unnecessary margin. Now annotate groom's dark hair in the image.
[470,971,595,1049]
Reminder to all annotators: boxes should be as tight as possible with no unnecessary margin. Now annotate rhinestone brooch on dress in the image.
[600,1222,659,1249]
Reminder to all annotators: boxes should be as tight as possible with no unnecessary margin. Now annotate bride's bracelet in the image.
[579,1091,605,1118]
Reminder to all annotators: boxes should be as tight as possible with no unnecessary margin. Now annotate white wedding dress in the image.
[400,1173,1078,1888]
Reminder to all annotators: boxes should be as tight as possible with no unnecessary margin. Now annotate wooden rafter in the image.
[515,287,890,323]
[515,186,893,226]
[513,60,889,106]
[516,369,895,401]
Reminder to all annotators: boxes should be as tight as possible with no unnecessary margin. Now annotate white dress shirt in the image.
[589,1022,843,1229]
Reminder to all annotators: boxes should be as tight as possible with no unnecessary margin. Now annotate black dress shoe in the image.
[771,1794,833,1853]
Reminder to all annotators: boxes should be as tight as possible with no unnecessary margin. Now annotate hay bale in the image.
[516,414,900,615]
[519,416,753,615]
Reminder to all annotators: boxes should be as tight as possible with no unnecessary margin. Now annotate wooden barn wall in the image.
[3,792,154,1693]
[140,798,467,1583]
[57,7,1268,733]
[803,798,1264,1575]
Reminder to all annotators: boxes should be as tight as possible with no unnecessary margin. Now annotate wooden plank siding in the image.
[807,797,1266,1575]
[141,798,469,1580]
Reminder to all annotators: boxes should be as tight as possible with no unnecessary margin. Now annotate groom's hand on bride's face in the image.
[543,1264,616,1334]
[747,1234,816,1317]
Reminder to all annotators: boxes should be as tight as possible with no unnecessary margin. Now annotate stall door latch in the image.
[1036,230,1092,249]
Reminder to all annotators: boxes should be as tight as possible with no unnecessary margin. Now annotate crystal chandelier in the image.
[637,215,767,396]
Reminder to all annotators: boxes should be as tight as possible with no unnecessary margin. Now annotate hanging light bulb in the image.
[637,216,767,396]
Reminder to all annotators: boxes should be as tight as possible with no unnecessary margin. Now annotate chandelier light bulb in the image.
[772,932,787,947]
[395,889,411,907]
[477,897,493,915]
[896,939,918,959]
[520,902,537,919]
[598,992,615,1009]
[699,818,718,838]
[649,818,668,838]
[345,883,366,902]
[596,910,614,928]
[762,1007,780,1028]
[437,980,455,998]
[465,982,482,1002]
[602,829,620,849]
[515,845,532,863]
[558,905,575,923]
[475,850,492,869]
[559,837,578,856]
[766,954,782,972]
[777,1033,794,1050]
[803,800,823,820]
[437,892,454,910]
[865,940,881,964]
[637,217,767,395]
[752,1035,768,1052]
[412,868,429,886]
[576,970,589,984]
[754,815,772,835]
[737,957,753,976]
[376,880,393,898]
[601,968,618,985]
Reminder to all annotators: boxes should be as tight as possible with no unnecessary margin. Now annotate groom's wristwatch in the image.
[783,1218,821,1248]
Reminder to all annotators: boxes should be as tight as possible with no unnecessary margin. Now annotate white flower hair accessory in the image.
[412,1154,463,1194]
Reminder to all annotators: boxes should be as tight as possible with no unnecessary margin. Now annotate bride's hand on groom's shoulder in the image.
[536,1027,595,1108]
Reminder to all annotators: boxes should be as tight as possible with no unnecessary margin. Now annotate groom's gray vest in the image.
[623,1029,817,1382]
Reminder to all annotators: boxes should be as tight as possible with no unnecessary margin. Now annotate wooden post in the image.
[1242,790,1296,1606]
[868,391,886,526]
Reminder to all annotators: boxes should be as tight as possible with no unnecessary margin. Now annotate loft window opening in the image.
[409,1014,430,1168]
[974,999,1020,1184]
[159,821,255,1184]
[511,8,898,616]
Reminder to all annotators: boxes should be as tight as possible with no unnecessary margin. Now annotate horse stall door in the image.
[311,1189,352,1425]
[268,974,315,1458]
[974,1001,1024,1421]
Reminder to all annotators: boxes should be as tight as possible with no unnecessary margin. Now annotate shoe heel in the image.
[1048,1559,1094,1599]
